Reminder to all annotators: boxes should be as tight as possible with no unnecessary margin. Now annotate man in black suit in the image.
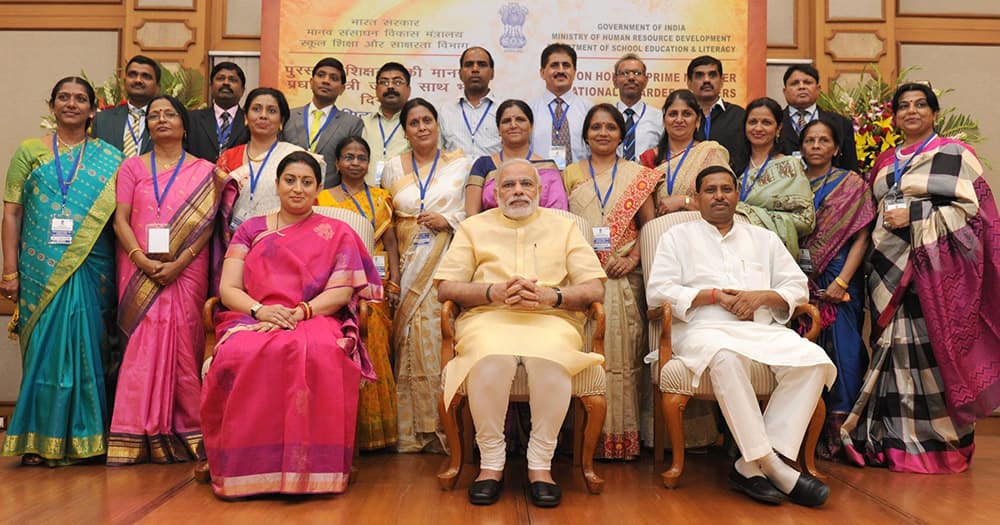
[283,57,364,188]
[187,61,249,162]
[778,64,858,172]
[90,55,160,157]
[687,55,747,170]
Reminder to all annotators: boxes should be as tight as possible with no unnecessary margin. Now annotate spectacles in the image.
[377,78,407,87]
[616,70,646,78]
[342,154,369,163]
[147,111,180,122]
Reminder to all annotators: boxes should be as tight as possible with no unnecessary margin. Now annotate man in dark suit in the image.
[687,55,747,170]
[778,64,858,172]
[283,57,364,188]
[90,55,160,157]
[187,61,249,162]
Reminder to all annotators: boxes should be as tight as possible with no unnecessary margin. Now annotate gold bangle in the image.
[127,248,142,261]
[684,195,691,207]
[187,247,198,259]
[1,271,18,282]
[834,276,849,289]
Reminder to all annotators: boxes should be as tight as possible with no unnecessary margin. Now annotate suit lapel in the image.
[199,110,219,151]
[314,110,341,153]
[289,107,307,145]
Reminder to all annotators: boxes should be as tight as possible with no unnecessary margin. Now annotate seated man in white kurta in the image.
[435,158,606,508]
[646,164,836,508]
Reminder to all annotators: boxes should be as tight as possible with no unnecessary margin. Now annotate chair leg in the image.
[660,393,691,489]
[572,398,584,467]
[653,391,665,465]
[461,402,476,465]
[437,394,465,490]
[578,394,606,494]
[798,397,826,480]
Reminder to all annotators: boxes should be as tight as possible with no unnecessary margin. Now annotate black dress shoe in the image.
[788,473,830,507]
[468,479,503,505]
[529,481,562,508]
[728,468,784,505]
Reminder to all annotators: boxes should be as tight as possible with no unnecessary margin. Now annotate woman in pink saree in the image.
[201,151,381,498]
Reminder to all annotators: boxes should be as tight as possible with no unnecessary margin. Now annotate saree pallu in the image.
[843,138,1000,473]
[202,213,381,497]
[735,155,816,259]
[564,159,657,459]
[383,150,467,452]
[2,138,121,463]
[108,157,222,465]
[467,156,568,211]
[316,186,399,450]
[639,141,730,211]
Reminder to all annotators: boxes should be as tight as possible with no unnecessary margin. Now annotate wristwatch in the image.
[249,302,264,319]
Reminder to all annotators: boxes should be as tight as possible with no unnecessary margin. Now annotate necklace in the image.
[247,142,273,162]
[156,155,182,169]
[56,134,86,148]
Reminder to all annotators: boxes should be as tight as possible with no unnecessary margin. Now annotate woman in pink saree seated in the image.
[201,150,382,498]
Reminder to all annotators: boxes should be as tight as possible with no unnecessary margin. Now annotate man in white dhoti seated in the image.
[434,159,606,508]
[646,165,837,507]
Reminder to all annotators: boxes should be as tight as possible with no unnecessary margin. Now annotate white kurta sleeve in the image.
[767,231,809,324]
[646,230,701,322]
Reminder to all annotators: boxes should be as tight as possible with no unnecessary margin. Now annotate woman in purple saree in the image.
[201,151,381,498]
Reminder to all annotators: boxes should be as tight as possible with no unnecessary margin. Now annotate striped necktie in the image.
[623,108,636,161]
[309,109,324,151]
[123,107,142,158]
[551,97,571,162]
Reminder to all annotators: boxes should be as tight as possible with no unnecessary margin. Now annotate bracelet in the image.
[684,195,691,207]
[485,283,494,303]
[298,301,313,320]
[249,302,264,319]
[187,247,198,259]
[384,280,401,292]
[834,276,849,289]
[710,288,717,304]
[552,287,563,308]
[1,272,18,282]
[127,248,142,261]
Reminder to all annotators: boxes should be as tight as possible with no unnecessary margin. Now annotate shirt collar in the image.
[544,89,575,105]
[127,102,147,115]
[791,104,818,118]
[213,103,238,121]
[712,97,727,112]
[461,90,497,108]
[616,100,647,115]
[308,102,334,118]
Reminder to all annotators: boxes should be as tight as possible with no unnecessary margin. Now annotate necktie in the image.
[551,97,571,162]
[309,109,324,151]
[623,108,636,161]
[123,107,142,158]
[796,110,808,132]
[218,111,231,151]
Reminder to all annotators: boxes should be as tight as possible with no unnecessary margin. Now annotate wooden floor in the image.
[2,419,998,524]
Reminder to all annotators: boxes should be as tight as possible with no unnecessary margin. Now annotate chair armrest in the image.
[202,296,221,364]
[440,300,460,366]
[587,302,605,359]
[794,303,822,342]
[648,304,673,377]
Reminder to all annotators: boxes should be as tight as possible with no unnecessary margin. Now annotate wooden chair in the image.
[638,211,825,489]
[194,206,376,484]
[436,208,608,494]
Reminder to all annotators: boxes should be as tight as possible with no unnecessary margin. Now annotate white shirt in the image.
[530,90,593,164]
[438,91,502,162]
[616,100,663,161]
[645,219,834,386]
[126,102,147,140]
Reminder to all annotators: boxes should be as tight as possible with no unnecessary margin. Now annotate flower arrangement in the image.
[41,66,206,129]
[818,65,982,174]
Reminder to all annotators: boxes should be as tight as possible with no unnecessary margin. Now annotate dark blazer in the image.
[283,105,364,188]
[187,107,249,163]
[90,104,152,154]
[778,107,858,172]
[694,100,747,172]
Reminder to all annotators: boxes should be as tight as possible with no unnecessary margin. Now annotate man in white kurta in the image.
[646,165,836,507]
[435,159,605,508]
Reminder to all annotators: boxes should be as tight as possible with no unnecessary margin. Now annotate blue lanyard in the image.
[621,103,647,153]
[811,167,848,210]
[412,149,441,212]
[247,140,279,201]
[892,133,936,190]
[215,111,234,147]
[125,111,143,150]
[460,99,493,143]
[304,105,338,150]
[588,156,619,213]
[704,112,712,140]
[665,140,695,195]
[150,149,186,219]
[51,134,85,209]
[377,114,401,155]
[548,99,569,133]
[342,183,377,229]
[740,154,773,202]
[499,147,532,162]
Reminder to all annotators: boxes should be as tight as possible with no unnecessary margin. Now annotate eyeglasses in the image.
[615,70,646,78]
[377,78,407,87]
[342,154,369,163]
[147,111,180,122]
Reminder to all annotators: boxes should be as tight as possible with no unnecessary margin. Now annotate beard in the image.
[499,195,538,219]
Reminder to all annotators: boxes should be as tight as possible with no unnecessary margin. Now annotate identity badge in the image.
[414,230,433,246]
[48,216,74,245]
[592,226,612,252]
[550,146,567,170]
[375,161,386,187]
[147,224,170,254]
[373,255,387,278]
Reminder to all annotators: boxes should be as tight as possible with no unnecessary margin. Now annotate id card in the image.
[798,248,815,274]
[375,161,386,187]
[592,226,611,252]
[373,255,387,279]
[885,199,907,211]
[414,230,433,246]
[48,216,74,245]
[550,146,567,170]
[147,225,170,254]
[229,214,244,232]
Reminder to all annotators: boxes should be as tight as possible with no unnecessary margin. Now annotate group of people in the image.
[2,42,998,509]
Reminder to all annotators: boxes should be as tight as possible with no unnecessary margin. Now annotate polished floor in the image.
[1,418,998,524]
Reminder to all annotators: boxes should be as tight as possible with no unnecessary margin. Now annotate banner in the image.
[262,0,765,115]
